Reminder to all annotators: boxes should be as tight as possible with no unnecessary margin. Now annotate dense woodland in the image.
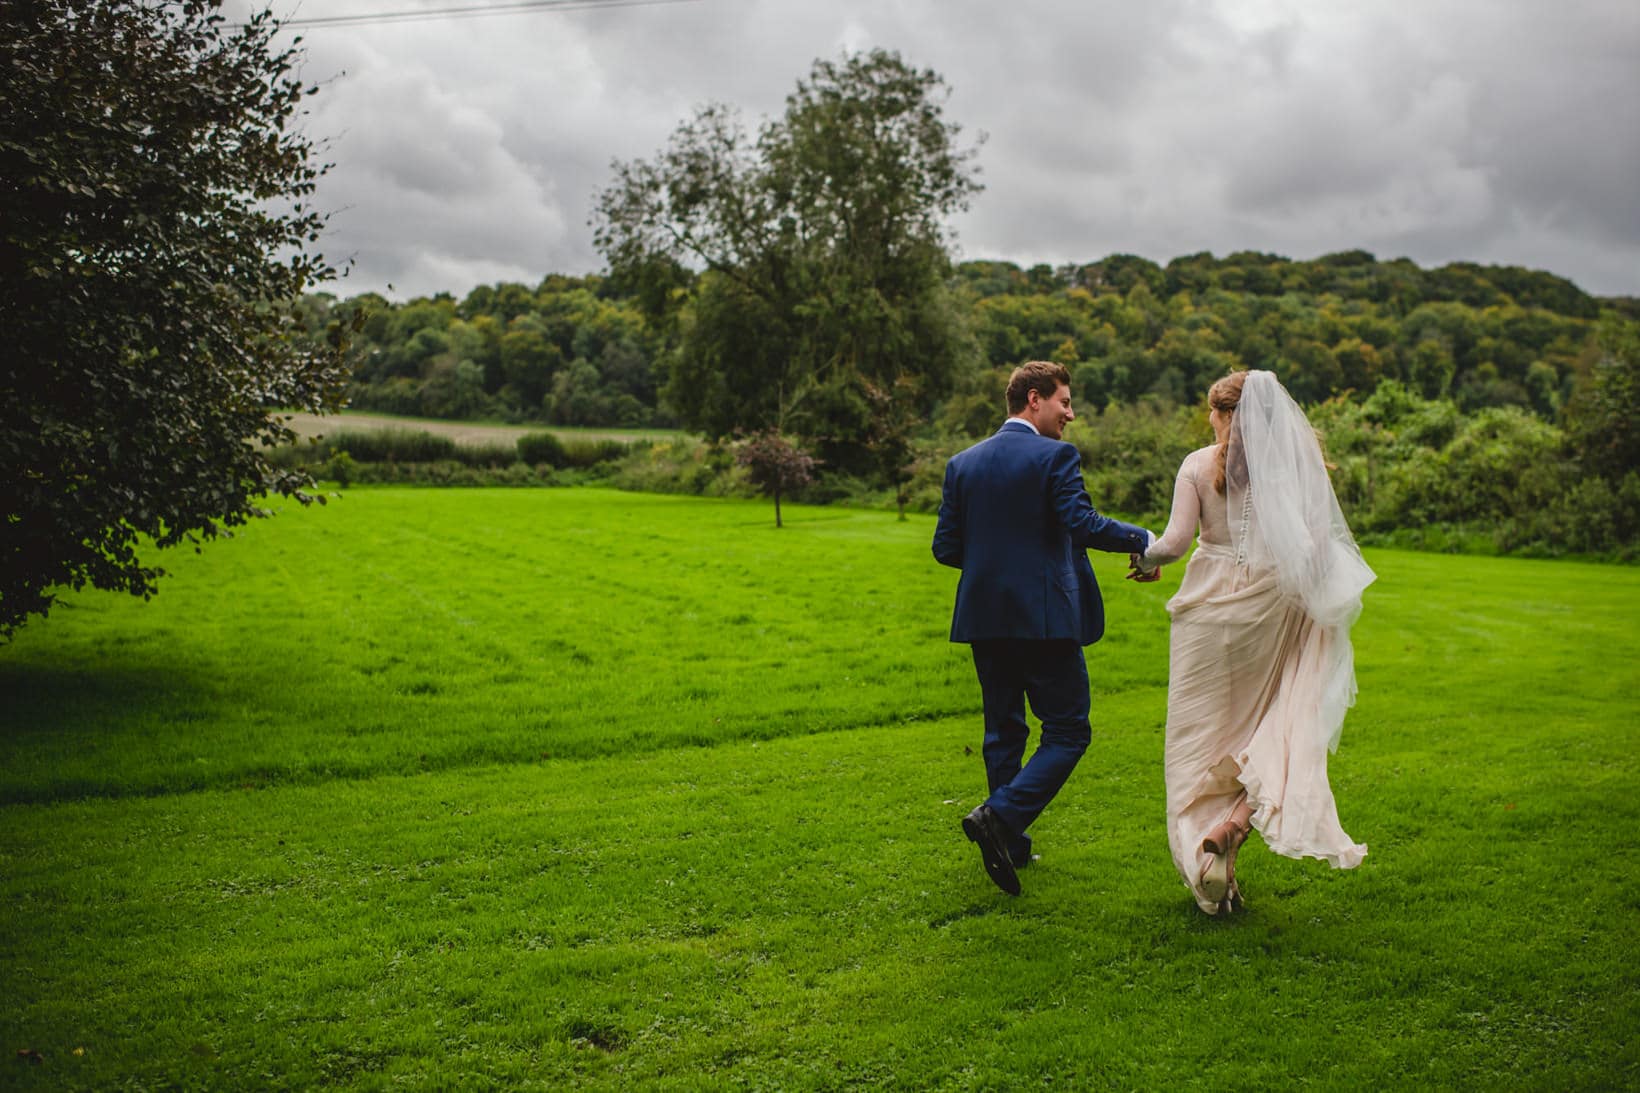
[307,250,1623,430]
[291,250,1639,558]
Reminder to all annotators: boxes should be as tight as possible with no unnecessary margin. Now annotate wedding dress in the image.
[1143,372,1374,913]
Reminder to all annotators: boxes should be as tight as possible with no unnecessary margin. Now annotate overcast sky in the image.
[245,0,1640,300]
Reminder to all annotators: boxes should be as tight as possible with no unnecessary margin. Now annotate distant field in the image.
[2,490,1636,1088]
[283,410,681,447]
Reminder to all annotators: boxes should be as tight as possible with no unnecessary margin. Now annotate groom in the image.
[932,361,1155,894]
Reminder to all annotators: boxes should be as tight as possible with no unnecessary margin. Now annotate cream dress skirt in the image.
[1164,541,1367,913]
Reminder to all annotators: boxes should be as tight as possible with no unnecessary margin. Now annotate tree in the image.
[862,375,922,520]
[499,318,562,410]
[0,1,351,636]
[593,48,983,469]
[546,359,605,426]
[419,359,490,419]
[735,430,818,528]
[1564,319,1640,484]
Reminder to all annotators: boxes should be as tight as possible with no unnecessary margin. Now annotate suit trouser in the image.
[970,639,1092,856]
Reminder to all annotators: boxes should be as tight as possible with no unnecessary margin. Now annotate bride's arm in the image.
[1140,452,1202,569]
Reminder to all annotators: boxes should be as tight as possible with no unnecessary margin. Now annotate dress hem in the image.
[1237,748,1367,870]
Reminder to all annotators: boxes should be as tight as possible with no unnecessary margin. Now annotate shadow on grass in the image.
[0,658,232,804]
[0,660,216,736]
[929,900,1014,929]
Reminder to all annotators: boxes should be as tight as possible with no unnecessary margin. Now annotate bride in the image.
[1135,370,1374,915]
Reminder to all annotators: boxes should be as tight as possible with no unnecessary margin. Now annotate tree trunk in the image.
[774,486,783,528]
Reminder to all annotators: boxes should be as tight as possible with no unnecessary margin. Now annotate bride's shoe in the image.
[1198,815,1249,909]
[1199,849,1230,904]
[1201,815,1249,858]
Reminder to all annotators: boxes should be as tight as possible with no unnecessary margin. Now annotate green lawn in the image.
[2,489,1636,1089]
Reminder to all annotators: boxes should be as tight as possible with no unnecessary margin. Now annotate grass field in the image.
[2,489,1636,1089]
[282,411,679,448]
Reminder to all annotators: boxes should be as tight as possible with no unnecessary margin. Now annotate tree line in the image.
[308,275,669,428]
[296,260,1639,559]
[304,245,1628,453]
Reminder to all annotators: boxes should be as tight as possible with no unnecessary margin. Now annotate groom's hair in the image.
[1006,361,1072,414]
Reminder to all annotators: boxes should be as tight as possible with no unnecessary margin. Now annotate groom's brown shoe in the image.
[962,805,1021,895]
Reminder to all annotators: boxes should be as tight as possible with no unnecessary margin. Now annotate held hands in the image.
[1126,552,1161,582]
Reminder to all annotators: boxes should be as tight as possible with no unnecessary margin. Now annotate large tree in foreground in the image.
[0,1,352,636]
[593,49,983,477]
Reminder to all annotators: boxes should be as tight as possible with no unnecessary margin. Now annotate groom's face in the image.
[1032,383,1075,440]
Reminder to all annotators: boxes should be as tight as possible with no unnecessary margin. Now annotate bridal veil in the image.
[1227,371,1376,752]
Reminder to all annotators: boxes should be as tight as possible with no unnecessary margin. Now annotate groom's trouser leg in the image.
[976,640,1090,840]
[972,641,1035,860]
[972,641,1030,790]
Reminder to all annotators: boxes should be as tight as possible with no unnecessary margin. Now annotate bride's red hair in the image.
[1209,372,1247,494]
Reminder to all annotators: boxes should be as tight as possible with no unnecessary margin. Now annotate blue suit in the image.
[933,420,1150,855]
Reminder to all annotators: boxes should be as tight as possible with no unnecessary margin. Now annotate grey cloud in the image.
[252,0,1637,299]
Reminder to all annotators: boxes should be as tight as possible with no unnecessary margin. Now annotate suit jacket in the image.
[932,420,1149,646]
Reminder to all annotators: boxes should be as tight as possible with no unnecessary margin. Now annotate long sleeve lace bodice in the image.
[1143,445,1229,567]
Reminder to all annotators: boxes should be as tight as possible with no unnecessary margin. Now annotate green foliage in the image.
[0,1,352,636]
[324,275,667,428]
[1072,401,1214,527]
[607,437,749,497]
[336,460,557,488]
[1564,319,1640,483]
[324,449,357,488]
[418,358,493,420]
[1311,381,1635,559]
[559,437,632,469]
[514,432,631,471]
[324,429,457,464]
[956,253,1606,414]
[517,431,568,468]
[461,442,524,470]
[0,492,1634,1087]
[326,341,1640,557]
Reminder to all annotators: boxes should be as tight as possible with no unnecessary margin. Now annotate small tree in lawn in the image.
[736,431,817,528]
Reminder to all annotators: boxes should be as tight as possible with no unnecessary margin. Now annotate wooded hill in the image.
[306,250,1630,432]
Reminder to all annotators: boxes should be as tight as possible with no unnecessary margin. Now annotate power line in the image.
[279,0,702,30]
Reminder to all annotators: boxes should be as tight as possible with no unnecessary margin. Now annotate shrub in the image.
[325,449,357,487]
[560,437,632,469]
[608,439,750,497]
[327,429,456,463]
[344,461,556,488]
[458,443,519,469]
[517,432,567,467]
[517,433,629,470]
